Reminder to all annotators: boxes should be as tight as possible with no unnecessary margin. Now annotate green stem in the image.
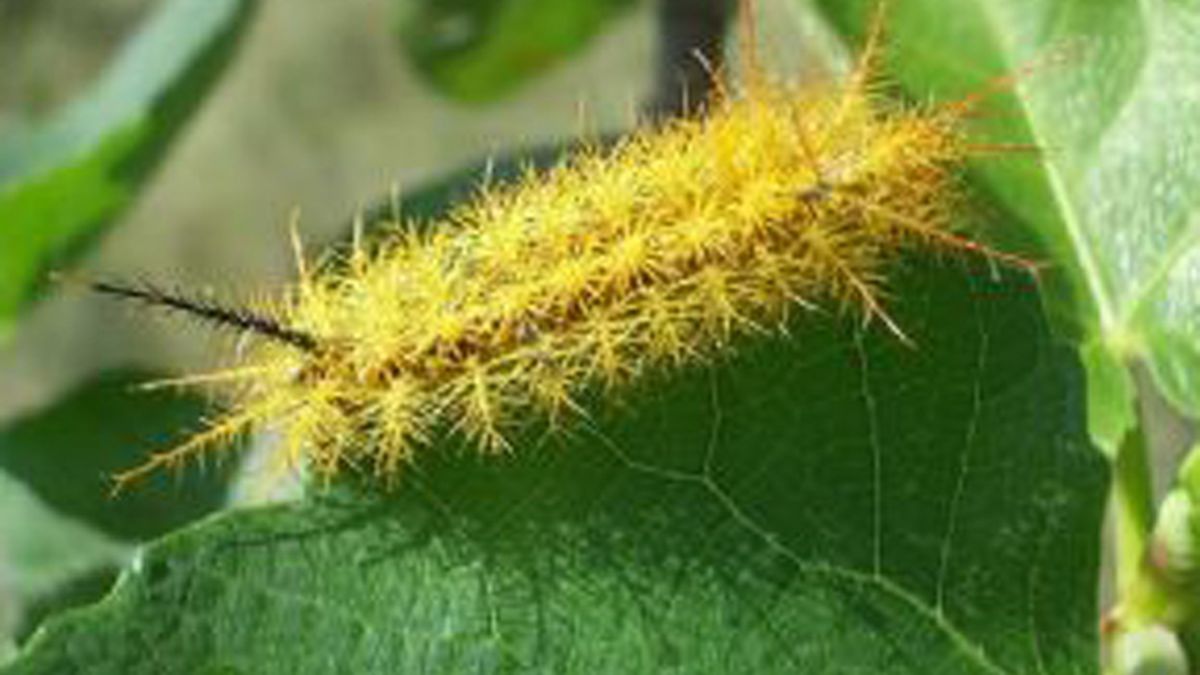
[1114,423,1155,594]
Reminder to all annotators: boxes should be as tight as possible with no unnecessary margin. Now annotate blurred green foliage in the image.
[397,0,636,102]
[0,0,254,343]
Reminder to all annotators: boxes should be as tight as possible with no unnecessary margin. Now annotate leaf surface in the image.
[4,256,1106,674]
[0,370,234,542]
[810,0,1200,450]
[0,471,127,653]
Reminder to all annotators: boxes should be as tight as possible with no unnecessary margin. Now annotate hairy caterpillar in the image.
[88,3,1030,492]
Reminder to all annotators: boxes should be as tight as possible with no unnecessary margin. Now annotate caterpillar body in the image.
[97,9,1019,491]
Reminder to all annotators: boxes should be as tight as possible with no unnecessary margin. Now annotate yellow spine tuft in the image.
[115,19,1020,492]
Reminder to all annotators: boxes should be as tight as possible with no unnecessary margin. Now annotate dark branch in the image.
[89,279,319,352]
[643,0,735,120]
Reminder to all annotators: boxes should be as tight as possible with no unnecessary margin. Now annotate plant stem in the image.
[643,0,734,119]
[1114,422,1155,594]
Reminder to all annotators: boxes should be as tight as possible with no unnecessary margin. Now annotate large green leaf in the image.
[0,0,256,343]
[0,471,128,656]
[3,256,1106,673]
[0,370,234,542]
[396,0,635,102]
[808,0,1200,452]
[0,370,237,650]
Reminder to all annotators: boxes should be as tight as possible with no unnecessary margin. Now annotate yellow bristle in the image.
[110,8,1030,493]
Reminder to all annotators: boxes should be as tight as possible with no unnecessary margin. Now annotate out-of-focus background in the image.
[0,0,836,418]
[0,0,660,417]
[0,0,838,653]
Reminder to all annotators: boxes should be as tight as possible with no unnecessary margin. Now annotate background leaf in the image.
[396,0,635,103]
[0,472,127,658]
[807,0,1200,451]
[0,0,256,343]
[0,369,237,650]
[0,370,235,542]
[3,256,1107,674]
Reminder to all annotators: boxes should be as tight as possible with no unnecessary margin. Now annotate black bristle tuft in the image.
[89,279,319,352]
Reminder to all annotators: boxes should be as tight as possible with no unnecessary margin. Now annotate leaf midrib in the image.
[981,0,1200,348]
[974,0,1123,337]
[596,423,1014,674]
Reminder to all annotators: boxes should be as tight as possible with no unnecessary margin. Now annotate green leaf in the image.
[807,0,1200,452]
[0,471,127,653]
[0,0,256,344]
[397,0,635,102]
[0,370,235,542]
[3,257,1106,673]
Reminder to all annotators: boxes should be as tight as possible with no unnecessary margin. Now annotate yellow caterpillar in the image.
[93,5,1020,492]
